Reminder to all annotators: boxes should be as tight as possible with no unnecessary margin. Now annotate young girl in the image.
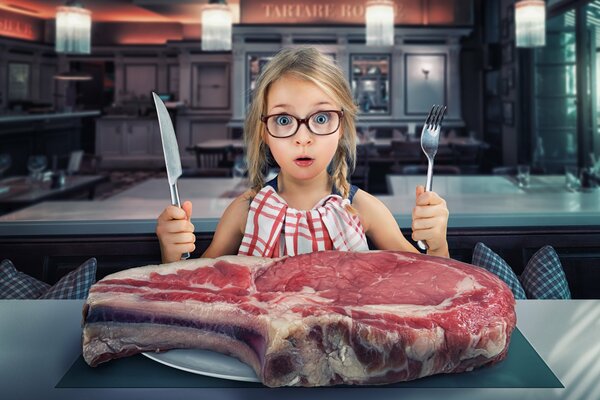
[156,47,450,263]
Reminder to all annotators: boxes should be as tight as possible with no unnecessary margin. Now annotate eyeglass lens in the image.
[266,111,340,137]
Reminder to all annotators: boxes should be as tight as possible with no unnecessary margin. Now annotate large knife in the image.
[152,92,190,260]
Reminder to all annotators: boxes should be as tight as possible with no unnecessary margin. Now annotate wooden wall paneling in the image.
[124,64,157,99]
[191,62,230,110]
[404,53,447,115]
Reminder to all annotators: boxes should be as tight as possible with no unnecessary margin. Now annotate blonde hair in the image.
[244,47,359,200]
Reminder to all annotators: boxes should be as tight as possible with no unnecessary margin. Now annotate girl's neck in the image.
[277,171,332,209]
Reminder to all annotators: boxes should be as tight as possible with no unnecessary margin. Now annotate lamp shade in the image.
[201,0,232,51]
[515,0,546,48]
[366,0,394,46]
[55,2,91,54]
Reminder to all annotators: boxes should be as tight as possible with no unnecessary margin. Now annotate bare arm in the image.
[201,190,253,258]
[353,188,449,258]
[353,190,419,254]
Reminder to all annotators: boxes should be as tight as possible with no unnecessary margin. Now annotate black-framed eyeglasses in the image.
[260,109,344,138]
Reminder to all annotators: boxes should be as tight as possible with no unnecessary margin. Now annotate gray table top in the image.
[0,110,100,124]
[0,175,598,236]
[1,299,597,399]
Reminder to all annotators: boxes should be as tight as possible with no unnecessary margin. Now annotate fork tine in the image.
[424,105,436,128]
[429,105,441,129]
[435,105,447,127]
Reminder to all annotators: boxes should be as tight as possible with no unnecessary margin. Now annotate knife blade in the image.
[152,91,190,260]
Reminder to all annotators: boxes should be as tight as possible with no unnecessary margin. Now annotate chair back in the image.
[187,145,233,177]
[351,143,373,191]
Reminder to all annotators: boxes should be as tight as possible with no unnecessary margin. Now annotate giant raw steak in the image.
[82,250,516,387]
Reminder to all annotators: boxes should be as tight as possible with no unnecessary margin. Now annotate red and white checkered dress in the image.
[238,178,369,257]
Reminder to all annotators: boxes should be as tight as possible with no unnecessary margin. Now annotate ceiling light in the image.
[201,0,232,52]
[55,1,92,54]
[366,0,394,47]
[515,0,546,48]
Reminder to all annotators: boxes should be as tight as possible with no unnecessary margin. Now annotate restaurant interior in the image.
[0,0,599,299]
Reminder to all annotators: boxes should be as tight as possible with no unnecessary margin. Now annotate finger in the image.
[182,201,193,220]
[162,220,195,234]
[170,242,196,255]
[413,203,449,219]
[415,185,425,198]
[411,227,438,243]
[164,232,196,245]
[416,191,446,206]
[163,205,188,221]
[412,215,446,231]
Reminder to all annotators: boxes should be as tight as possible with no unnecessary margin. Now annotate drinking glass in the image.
[27,155,48,182]
[232,155,247,179]
[516,165,530,188]
[565,165,580,192]
[0,153,11,194]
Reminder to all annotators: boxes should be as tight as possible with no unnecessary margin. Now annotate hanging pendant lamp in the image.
[55,1,92,54]
[365,0,394,46]
[515,0,546,48]
[202,0,232,51]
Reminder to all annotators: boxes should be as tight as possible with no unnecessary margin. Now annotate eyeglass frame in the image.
[260,109,344,138]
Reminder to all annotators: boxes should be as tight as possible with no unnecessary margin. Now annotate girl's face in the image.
[264,74,342,182]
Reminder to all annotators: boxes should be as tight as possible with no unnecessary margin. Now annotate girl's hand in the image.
[156,200,195,263]
[411,186,450,257]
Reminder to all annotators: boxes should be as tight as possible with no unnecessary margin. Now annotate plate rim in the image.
[141,349,261,383]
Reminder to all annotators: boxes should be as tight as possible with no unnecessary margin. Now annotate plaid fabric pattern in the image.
[239,185,368,257]
[520,246,571,299]
[40,258,97,299]
[471,242,527,300]
[0,259,50,299]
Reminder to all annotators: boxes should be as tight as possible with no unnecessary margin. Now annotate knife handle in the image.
[170,183,191,260]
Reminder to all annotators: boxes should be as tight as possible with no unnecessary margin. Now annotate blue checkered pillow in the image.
[520,246,571,299]
[0,258,96,299]
[0,259,51,299]
[471,242,527,299]
[39,258,97,299]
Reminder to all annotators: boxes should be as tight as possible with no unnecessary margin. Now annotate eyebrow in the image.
[270,101,335,112]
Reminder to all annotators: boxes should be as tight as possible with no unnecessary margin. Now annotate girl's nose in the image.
[294,124,313,145]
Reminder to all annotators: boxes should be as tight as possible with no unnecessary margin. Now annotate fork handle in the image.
[417,159,435,251]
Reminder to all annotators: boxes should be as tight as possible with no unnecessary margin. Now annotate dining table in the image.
[191,136,486,152]
[1,299,597,399]
[0,174,108,214]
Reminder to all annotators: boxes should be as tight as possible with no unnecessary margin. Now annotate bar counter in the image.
[0,176,598,236]
[0,110,101,125]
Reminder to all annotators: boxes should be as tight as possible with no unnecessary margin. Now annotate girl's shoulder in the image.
[222,189,255,233]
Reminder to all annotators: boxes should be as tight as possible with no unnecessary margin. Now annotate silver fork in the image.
[417,104,447,251]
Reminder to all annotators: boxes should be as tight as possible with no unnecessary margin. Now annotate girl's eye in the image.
[312,112,331,124]
[275,115,293,126]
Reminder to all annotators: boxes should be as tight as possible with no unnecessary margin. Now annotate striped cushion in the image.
[471,242,527,299]
[0,258,97,300]
[520,246,571,299]
[0,259,51,299]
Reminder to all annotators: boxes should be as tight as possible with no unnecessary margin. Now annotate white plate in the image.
[142,349,260,382]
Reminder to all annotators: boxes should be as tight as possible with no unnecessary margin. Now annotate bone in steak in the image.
[82,250,516,387]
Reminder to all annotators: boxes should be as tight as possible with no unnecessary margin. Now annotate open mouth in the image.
[294,157,314,166]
